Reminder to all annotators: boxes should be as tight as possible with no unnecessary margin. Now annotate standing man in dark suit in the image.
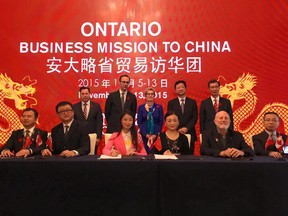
[200,111,254,157]
[200,79,233,134]
[73,87,103,153]
[105,74,137,133]
[253,112,287,158]
[42,101,90,157]
[0,108,47,157]
[167,80,198,154]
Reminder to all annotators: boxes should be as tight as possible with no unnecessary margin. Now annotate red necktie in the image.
[83,103,88,119]
[23,130,32,149]
[214,98,219,113]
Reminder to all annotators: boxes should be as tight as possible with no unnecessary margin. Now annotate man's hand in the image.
[60,150,77,157]
[269,151,282,158]
[178,127,188,134]
[0,149,14,157]
[219,148,244,158]
[42,149,52,157]
[15,149,31,158]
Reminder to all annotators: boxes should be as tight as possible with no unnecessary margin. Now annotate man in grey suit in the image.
[167,80,198,154]
[73,87,103,153]
[105,74,137,133]
[200,79,233,134]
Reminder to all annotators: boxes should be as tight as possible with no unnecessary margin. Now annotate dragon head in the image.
[219,73,257,107]
[0,73,37,110]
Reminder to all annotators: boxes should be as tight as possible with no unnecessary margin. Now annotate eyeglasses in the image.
[58,109,73,114]
[264,119,279,123]
[120,81,130,84]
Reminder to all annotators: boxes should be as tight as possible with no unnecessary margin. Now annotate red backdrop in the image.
[1,0,288,155]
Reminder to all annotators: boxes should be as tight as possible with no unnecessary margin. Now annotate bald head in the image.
[214,111,231,131]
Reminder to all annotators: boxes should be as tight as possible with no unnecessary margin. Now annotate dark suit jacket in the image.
[0,128,47,155]
[200,97,233,133]
[200,127,255,157]
[105,90,137,133]
[253,131,288,156]
[73,101,103,140]
[154,132,190,155]
[51,120,90,155]
[167,97,198,154]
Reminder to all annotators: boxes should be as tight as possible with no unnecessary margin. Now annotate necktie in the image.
[23,130,32,149]
[214,98,219,113]
[121,92,125,110]
[180,98,185,114]
[64,125,69,137]
[83,103,88,119]
[271,133,277,143]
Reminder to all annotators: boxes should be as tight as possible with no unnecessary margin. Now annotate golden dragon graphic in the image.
[0,73,37,145]
[220,73,288,146]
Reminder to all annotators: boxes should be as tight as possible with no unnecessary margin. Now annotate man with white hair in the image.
[200,111,254,157]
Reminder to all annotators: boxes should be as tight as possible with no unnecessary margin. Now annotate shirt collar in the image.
[265,129,276,136]
[211,96,220,102]
[178,97,186,103]
[82,100,90,106]
[23,126,35,135]
[63,119,74,128]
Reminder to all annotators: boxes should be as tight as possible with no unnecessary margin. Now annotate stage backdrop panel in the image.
[1,0,287,154]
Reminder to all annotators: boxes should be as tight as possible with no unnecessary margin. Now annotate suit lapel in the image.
[212,128,225,149]
[115,91,122,110]
[208,99,216,114]
[65,121,76,141]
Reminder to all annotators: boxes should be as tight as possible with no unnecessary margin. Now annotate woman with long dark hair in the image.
[102,110,146,156]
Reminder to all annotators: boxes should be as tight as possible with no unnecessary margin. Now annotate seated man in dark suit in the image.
[253,112,287,158]
[200,111,254,157]
[42,101,90,157]
[0,108,47,157]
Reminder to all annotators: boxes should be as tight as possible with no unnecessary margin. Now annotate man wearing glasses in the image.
[253,112,287,158]
[105,75,137,133]
[42,101,90,157]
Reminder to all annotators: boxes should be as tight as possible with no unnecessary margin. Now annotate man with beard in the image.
[200,111,254,157]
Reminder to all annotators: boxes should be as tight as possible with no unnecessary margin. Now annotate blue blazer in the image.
[137,103,164,137]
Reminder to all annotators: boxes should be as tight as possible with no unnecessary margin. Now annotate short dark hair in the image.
[22,108,38,118]
[164,111,179,121]
[174,80,186,89]
[119,74,130,82]
[208,79,220,88]
[263,112,279,120]
[55,101,73,113]
[79,86,90,93]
